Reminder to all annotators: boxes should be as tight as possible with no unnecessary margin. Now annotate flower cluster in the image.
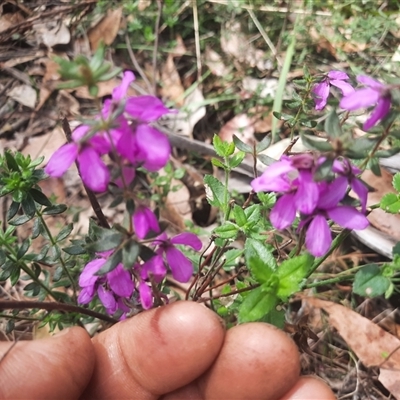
[45,71,171,191]
[79,229,202,316]
[251,155,369,257]
[313,70,392,131]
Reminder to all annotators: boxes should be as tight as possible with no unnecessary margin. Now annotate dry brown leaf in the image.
[75,77,139,99]
[160,54,185,106]
[219,114,255,144]
[138,0,152,11]
[88,7,122,50]
[33,21,71,48]
[204,46,230,77]
[362,168,400,240]
[0,11,24,32]
[306,298,400,398]
[170,34,187,58]
[309,26,337,58]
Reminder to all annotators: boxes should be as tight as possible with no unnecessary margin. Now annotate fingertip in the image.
[85,301,225,399]
[280,376,336,399]
[0,326,95,400]
[201,322,300,400]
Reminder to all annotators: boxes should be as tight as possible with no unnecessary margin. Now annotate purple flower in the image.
[45,125,111,192]
[339,75,391,130]
[133,206,160,239]
[313,71,354,110]
[78,254,134,317]
[251,154,320,227]
[145,232,202,282]
[302,181,369,257]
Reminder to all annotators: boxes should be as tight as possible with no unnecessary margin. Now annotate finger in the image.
[83,301,225,399]
[0,327,94,400]
[199,323,301,400]
[279,376,335,399]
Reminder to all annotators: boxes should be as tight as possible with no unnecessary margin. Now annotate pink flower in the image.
[340,75,391,131]
[313,71,354,110]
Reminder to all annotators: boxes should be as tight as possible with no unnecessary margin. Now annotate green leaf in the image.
[256,135,272,153]
[229,151,245,169]
[62,244,86,255]
[214,222,239,239]
[21,195,36,218]
[122,241,140,270]
[86,231,123,252]
[204,174,227,211]
[346,137,377,159]
[233,134,252,153]
[239,285,278,322]
[7,201,20,221]
[139,245,156,262]
[324,109,342,138]
[213,135,235,157]
[9,214,32,226]
[96,249,123,275]
[257,153,275,166]
[223,248,244,268]
[314,158,334,181]
[5,151,20,172]
[211,158,226,169]
[277,254,313,300]
[233,204,247,227]
[393,173,400,193]
[257,192,276,209]
[380,193,400,214]
[56,223,74,242]
[29,188,52,206]
[245,238,277,283]
[32,218,40,239]
[353,264,390,297]
[367,157,381,176]
[43,204,67,215]
[392,242,400,258]
[244,204,261,224]
[17,238,31,259]
[301,134,333,152]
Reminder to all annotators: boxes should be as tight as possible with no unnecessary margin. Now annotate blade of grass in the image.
[271,17,299,141]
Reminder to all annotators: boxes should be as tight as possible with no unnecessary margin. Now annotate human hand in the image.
[0,302,335,399]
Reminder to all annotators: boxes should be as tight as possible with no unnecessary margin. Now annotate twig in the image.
[152,0,164,94]
[247,8,282,69]
[61,118,110,229]
[125,34,153,94]
[0,300,118,324]
[192,0,202,82]
[197,284,260,303]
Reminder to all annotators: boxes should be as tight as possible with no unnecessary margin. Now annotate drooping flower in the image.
[143,232,202,283]
[339,75,391,131]
[133,205,160,239]
[78,254,134,317]
[313,71,355,110]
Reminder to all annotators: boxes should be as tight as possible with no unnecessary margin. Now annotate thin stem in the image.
[197,284,260,303]
[0,313,43,321]
[152,0,163,94]
[37,212,77,302]
[0,301,118,324]
[305,274,355,289]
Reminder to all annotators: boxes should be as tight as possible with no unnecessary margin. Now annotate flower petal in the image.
[251,159,295,192]
[135,125,171,171]
[116,128,138,164]
[171,232,202,251]
[141,254,167,282]
[330,80,355,96]
[139,281,153,309]
[79,258,105,287]
[72,125,90,142]
[363,96,391,131]
[107,264,134,297]
[270,194,297,230]
[339,88,380,110]
[294,171,319,214]
[327,206,369,230]
[97,286,117,314]
[125,96,170,121]
[78,147,110,192]
[357,75,383,89]
[45,143,78,177]
[328,71,350,80]
[313,80,330,110]
[165,247,193,282]
[112,71,135,102]
[317,176,347,210]
[78,286,96,304]
[305,215,332,257]
[351,178,368,213]
[133,206,160,239]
